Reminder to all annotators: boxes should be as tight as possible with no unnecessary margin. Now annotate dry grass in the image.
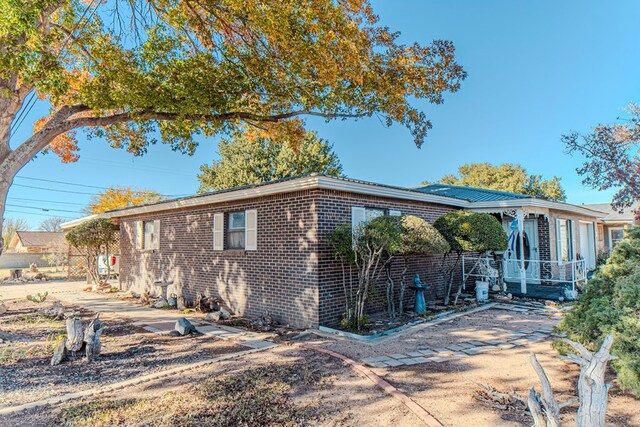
[58,362,326,427]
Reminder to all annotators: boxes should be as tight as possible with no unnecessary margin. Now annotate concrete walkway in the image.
[1,280,275,349]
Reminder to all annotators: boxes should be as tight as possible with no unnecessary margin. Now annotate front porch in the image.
[462,256,586,301]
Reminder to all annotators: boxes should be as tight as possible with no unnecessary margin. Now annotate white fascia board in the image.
[468,199,605,218]
[60,214,101,230]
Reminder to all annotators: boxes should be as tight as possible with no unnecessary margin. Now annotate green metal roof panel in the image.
[415,184,531,202]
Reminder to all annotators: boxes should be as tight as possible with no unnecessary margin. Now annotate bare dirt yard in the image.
[0,346,421,427]
[0,297,245,408]
[303,307,640,426]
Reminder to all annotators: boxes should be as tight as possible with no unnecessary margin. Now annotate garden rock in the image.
[219,308,231,320]
[153,298,167,309]
[205,311,221,322]
[175,317,196,335]
[167,296,177,307]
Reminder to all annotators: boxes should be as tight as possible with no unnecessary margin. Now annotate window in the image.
[227,211,246,249]
[609,227,625,248]
[141,220,159,250]
[351,206,401,235]
[556,219,573,263]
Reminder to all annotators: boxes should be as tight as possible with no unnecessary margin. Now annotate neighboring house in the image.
[582,202,638,253]
[6,231,66,253]
[62,174,603,328]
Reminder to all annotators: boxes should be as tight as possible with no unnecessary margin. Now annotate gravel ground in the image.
[0,298,244,408]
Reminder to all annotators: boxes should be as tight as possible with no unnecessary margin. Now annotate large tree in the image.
[429,163,566,201]
[86,186,163,214]
[563,103,640,213]
[198,130,342,192]
[0,0,466,251]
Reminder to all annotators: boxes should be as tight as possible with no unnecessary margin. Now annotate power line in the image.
[15,176,111,190]
[5,203,83,214]
[4,210,75,219]
[8,197,87,206]
[13,183,98,196]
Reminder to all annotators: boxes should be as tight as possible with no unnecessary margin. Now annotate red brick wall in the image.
[314,189,461,326]
[119,190,321,328]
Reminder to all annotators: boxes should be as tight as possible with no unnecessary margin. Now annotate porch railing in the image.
[462,256,587,295]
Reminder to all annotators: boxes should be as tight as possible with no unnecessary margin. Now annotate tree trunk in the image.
[398,259,408,315]
[386,264,395,318]
[565,335,617,427]
[51,337,67,366]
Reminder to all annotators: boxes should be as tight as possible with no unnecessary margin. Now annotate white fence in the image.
[462,256,587,294]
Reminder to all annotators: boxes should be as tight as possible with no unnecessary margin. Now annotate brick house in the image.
[62,174,603,328]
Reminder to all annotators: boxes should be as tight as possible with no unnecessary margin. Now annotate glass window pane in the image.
[227,231,245,249]
[229,212,245,230]
[365,208,384,222]
[144,221,154,249]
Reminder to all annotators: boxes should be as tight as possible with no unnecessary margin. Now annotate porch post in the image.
[517,209,527,294]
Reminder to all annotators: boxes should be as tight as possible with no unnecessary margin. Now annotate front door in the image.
[502,218,540,284]
[579,222,596,270]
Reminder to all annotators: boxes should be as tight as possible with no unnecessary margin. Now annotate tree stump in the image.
[65,317,85,354]
[51,337,67,366]
[84,315,104,363]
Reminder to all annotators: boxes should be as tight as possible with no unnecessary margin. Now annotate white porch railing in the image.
[462,256,587,296]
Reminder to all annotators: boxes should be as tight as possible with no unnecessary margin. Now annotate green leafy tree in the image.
[434,211,508,305]
[429,163,566,201]
[198,130,343,191]
[557,227,640,396]
[66,218,118,286]
[0,0,466,252]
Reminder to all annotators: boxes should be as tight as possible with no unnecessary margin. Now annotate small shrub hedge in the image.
[557,227,640,396]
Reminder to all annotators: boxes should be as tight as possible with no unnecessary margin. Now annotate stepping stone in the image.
[411,356,429,364]
[426,356,448,363]
[398,358,421,365]
[407,351,425,358]
[363,355,393,363]
[484,340,503,346]
[446,344,466,351]
[385,359,405,367]
[434,347,450,353]
[456,342,475,349]
[241,340,276,350]
[511,339,528,346]
[389,353,409,360]
[368,362,389,368]
[497,343,515,350]
[419,349,437,356]
[467,341,485,346]
[462,348,482,355]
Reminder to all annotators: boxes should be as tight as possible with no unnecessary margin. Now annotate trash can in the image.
[475,281,489,302]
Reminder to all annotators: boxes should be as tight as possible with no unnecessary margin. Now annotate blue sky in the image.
[8,0,640,228]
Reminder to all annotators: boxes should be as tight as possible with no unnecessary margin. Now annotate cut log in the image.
[84,315,104,363]
[65,317,85,353]
[51,337,67,366]
[564,335,617,427]
[528,353,561,427]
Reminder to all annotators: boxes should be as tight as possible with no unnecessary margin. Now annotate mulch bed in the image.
[0,298,245,408]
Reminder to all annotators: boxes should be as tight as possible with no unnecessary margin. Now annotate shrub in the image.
[434,211,508,305]
[557,227,640,395]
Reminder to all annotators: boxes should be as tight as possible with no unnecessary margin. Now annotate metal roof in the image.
[415,184,530,202]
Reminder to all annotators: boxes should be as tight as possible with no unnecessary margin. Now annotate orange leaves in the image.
[87,186,163,214]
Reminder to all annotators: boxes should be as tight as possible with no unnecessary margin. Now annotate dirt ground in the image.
[306,308,640,426]
[0,346,422,427]
[0,298,244,408]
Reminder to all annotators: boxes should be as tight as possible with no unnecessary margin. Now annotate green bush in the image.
[399,215,450,255]
[557,227,640,396]
[434,210,508,253]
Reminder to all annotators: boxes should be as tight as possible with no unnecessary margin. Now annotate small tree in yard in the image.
[434,211,507,305]
[386,215,449,317]
[65,219,118,287]
[330,216,402,331]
